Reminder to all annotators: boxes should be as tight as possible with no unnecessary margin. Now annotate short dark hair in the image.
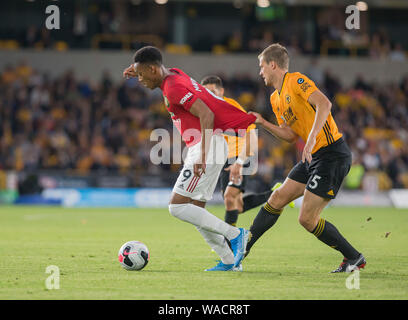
[200,75,223,88]
[133,46,163,65]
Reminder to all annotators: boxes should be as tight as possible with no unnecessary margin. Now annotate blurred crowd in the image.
[17,23,407,61]
[314,7,407,61]
[1,62,408,191]
[0,61,164,177]
[224,22,406,61]
[6,3,405,60]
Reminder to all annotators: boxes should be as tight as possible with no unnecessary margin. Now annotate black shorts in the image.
[288,137,351,199]
[219,157,250,195]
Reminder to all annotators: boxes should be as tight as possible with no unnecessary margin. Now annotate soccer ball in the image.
[118,241,150,271]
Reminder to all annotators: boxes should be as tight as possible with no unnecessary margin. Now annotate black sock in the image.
[246,202,282,253]
[312,218,360,260]
[242,190,273,213]
[225,210,239,226]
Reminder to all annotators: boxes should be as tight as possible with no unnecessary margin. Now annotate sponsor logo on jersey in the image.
[190,78,202,92]
[180,92,193,105]
[282,106,298,126]
[297,78,312,92]
[300,82,312,92]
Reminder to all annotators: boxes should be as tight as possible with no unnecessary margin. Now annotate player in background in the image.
[123,46,255,271]
[201,75,294,227]
[229,43,366,272]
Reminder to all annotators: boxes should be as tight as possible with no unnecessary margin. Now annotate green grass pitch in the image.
[0,205,407,300]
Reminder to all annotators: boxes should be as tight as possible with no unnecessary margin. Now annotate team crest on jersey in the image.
[285,94,291,104]
[297,78,304,84]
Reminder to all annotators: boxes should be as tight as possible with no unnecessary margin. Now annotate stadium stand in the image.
[1,61,407,193]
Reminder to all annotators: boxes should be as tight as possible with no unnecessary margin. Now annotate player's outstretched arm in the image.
[249,112,298,143]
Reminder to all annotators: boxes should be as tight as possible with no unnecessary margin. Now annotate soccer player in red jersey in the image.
[123,46,255,271]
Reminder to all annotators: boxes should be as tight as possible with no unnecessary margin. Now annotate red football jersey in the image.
[160,68,256,147]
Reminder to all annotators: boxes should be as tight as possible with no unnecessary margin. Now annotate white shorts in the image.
[172,134,228,202]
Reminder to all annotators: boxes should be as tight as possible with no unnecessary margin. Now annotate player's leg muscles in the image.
[224,186,241,210]
[237,192,244,212]
[300,190,360,260]
[298,189,328,232]
[268,177,305,209]
[169,192,192,204]
[245,178,305,254]
[191,199,206,208]
[223,186,241,226]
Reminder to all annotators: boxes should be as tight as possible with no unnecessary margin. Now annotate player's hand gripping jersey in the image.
[161,68,256,147]
[270,72,342,153]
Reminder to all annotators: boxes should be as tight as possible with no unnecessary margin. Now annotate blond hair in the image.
[258,43,289,70]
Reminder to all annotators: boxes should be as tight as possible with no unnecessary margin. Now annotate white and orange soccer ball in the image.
[118,241,150,271]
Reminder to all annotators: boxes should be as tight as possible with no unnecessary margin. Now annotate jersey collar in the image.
[160,68,179,90]
[277,72,288,95]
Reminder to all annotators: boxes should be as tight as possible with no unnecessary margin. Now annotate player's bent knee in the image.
[224,194,236,208]
[298,215,310,229]
[168,203,187,219]
[268,188,286,210]
[298,213,317,232]
[224,188,240,208]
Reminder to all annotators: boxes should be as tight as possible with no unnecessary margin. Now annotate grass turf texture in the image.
[0,205,407,300]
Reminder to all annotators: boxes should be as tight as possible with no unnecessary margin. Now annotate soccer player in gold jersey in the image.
[230,44,366,272]
[201,75,274,227]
